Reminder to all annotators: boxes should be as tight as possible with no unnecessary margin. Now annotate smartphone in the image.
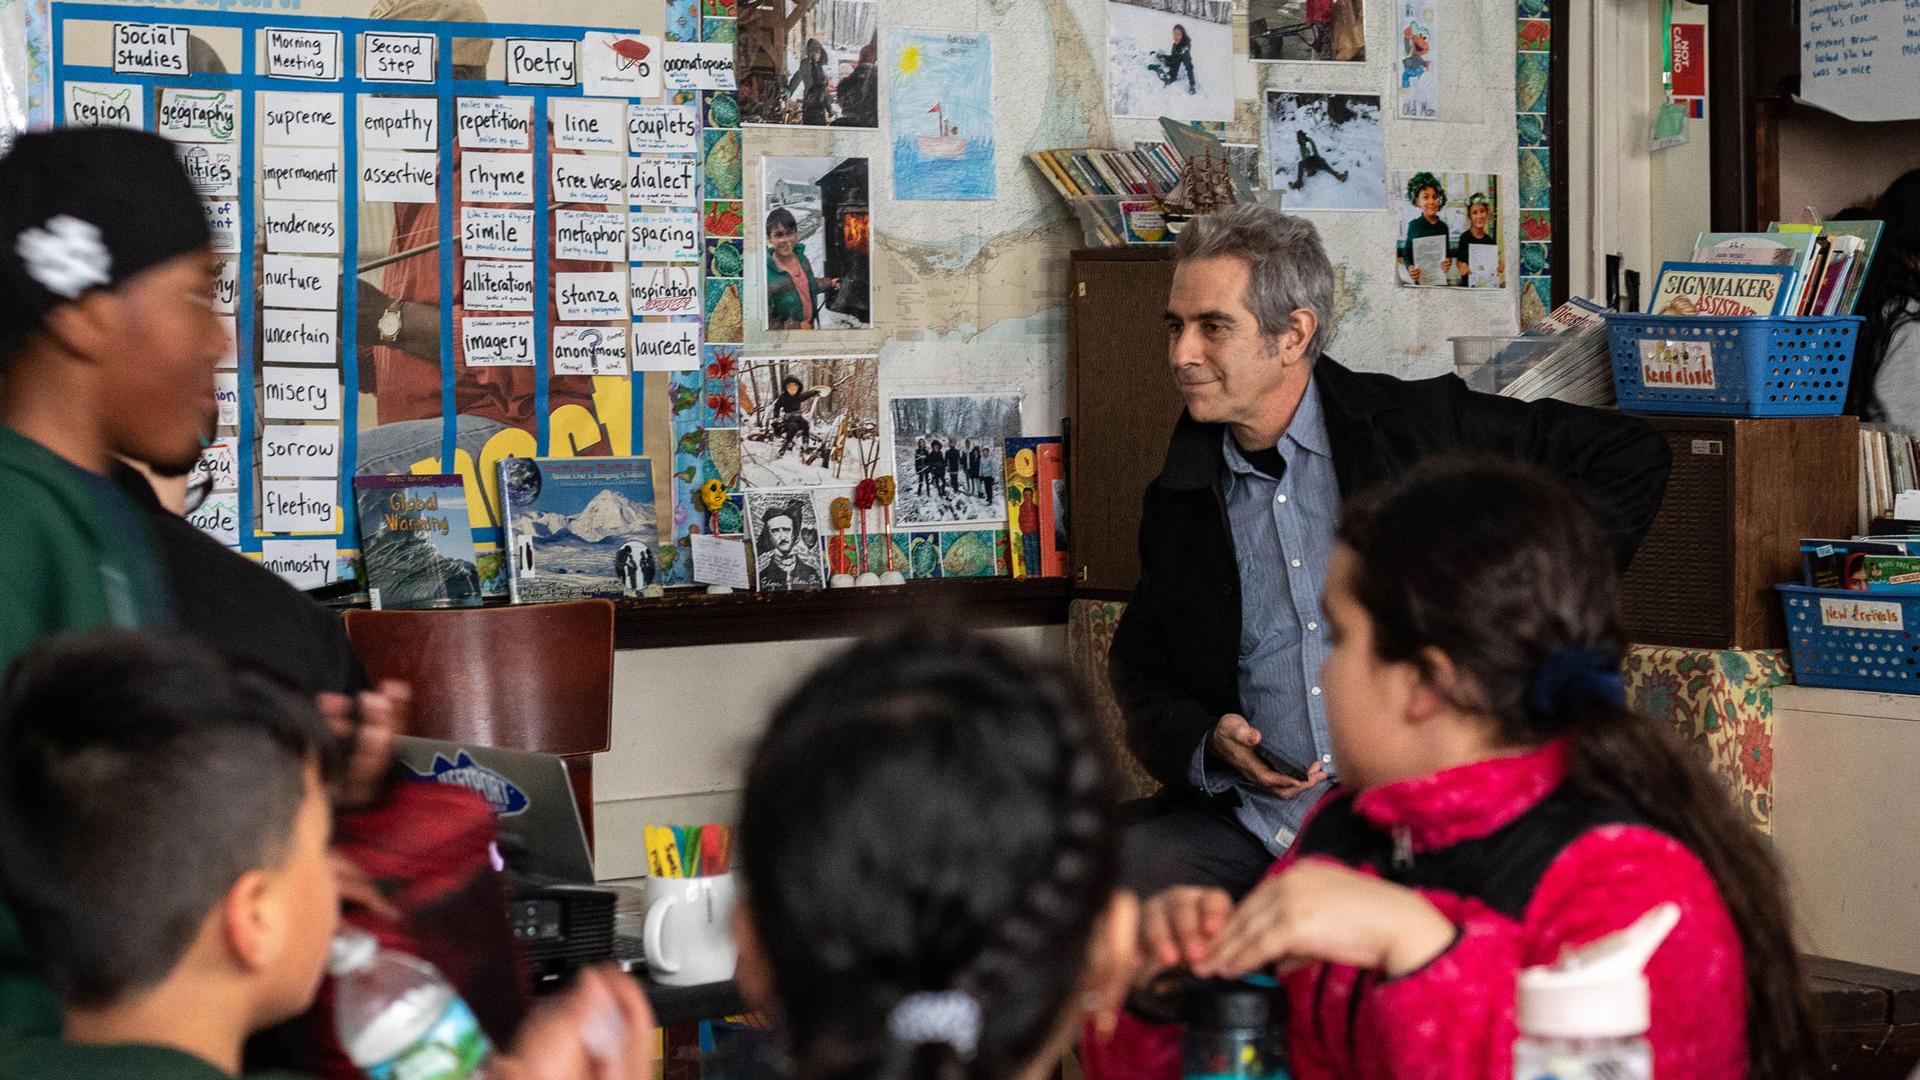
[1253,741,1310,783]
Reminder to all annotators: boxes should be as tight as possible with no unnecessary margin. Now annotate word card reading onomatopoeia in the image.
[551,153,627,204]
[551,97,628,152]
[629,320,702,371]
[628,212,701,262]
[552,325,630,376]
[629,264,699,315]
[359,96,438,151]
[505,38,578,86]
[262,539,337,589]
[262,148,344,200]
[662,42,736,91]
[462,316,537,366]
[462,151,536,202]
[111,23,188,76]
[361,150,439,203]
[554,209,628,261]
[362,33,435,83]
[555,271,631,322]
[461,207,537,260]
[262,309,340,365]
[65,82,143,128]
[628,156,698,208]
[463,260,538,312]
[263,254,341,311]
[262,424,343,479]
[261,92,343,146]
[457,97,533,149]
[265,28,342,81]
[263,367,341,421]
[627,103,701,153]
[175,144,239,197]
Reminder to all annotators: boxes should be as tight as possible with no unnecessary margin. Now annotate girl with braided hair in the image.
[733,628,1141,1080]
[1093,457,1815,1080]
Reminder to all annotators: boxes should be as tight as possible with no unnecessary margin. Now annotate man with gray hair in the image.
[1111,205,1670,897]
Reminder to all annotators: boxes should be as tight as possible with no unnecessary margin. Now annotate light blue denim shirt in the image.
[1187,378,1340,855]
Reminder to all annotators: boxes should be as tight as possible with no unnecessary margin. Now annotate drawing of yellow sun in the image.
[897,44,921,76]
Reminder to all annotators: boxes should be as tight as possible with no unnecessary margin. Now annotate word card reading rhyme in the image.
[264,367,341,421]
[462,316,536,366]
[112,23,189,76]
[461,207,536,260]
[627,103,700,154]
[551,98,628,152]
[551,153,627,204]
[457,97,532,150]
[263,254,341,311]
[261,92,343,147]
[265,28,342,81]
[462,152,535,203]
[505,38,578,87]
[360,96,437,151]
[362,33,435,84]
[65,83,143,129]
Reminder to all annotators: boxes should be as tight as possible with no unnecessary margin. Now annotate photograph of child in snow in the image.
[1394,171,1504,288]
[889,394,1022,527]
[1107,0,1235,123]
[1263,91,1386,210]
[736,355,881,488]
[1248,0,1366,61]
[736,0,879,128]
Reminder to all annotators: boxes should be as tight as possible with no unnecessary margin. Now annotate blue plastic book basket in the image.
[1778,585,1920,694]
[1605,313,1861,417]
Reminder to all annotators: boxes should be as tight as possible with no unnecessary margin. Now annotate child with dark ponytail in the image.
[1104,457,1816,1080]
[733,629,1141,1080]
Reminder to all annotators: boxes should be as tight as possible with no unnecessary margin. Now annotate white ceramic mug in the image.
[643,873,737,986]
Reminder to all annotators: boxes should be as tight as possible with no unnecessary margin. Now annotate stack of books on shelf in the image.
[1496,297,1617,406]
[1860,424,1920,533]
[1027,143,1185,246]
[1648,220,1882,318]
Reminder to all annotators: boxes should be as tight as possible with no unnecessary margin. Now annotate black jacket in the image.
[1108,357,1671,790]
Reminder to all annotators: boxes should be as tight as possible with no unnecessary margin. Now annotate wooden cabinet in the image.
[1065,248,1184,596]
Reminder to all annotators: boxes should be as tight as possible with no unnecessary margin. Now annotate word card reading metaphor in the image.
[457,97,532,150]
[262,480,338,534]
[190,437,239,492]
[262,310,339,364]
[462,152,535,203]
[262,424,342,479]
[215,315,238,368]
[360,96,437,151]
[65,82,143,129]
[554,209,628,261]
[630,264,699,315]
[263,367,341,421]
[629,320,702,371]
[461,207,536,260]
[555,271,630,322]
[263,254,341,311]
[662,42,736,91]
[264,200,342,254]
[191,492,240,548]
[629,212,701,262]
[261,92,343,146]
[175,144,239,197]
[362,33,435,83]
[627,103,700,154]
[551,153,627,204]
[629,157,698,208]
[505,38,578,87]
[361,150,439,203]
[214,259,239,313]
[551,98,628,152]
[262,539,337,589]
[582,31,663,99]
[157,88,237,143]
[214,372,240,426]
[205,200,242,254]
[265,28,342,81]
[112,23,188,76]
[552,325,630,376]
[463,260,537,312]
[461,316,536,366]
[262,148,343,200]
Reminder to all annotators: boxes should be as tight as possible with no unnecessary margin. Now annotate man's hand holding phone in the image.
[1208,713,1326,799]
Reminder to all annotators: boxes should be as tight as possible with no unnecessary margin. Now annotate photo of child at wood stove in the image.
[761,156,872,331]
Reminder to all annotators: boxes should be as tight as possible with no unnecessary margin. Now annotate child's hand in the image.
[316,679,410,812]
[1139,885,1233,972]
[500,966,659,1080]
[1193,861,1455,980]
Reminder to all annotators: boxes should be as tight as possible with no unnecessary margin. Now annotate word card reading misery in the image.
[552,325,630,375]
[462,152,535,202]
[629,321,702,371]
[505,38,578,86]
[262,539,337,590]
[262,309,340,364]
[361,150,439,203]
[265,28,342,81]
[362,32,435,83]
[461,316,536,366]
[463,260,537,312]
[551,98,627,152]
[461,207,536,260]
[360,96,438,151]
[555,271,630,321]
[264,200,342,254]
[627,103,700,153]
[629,212,701,262]
[262,480,340,534]
[262,148,343,199]
[112,23,189,76]
[263,367,341,421]
[457,97,532,149]
[261,424,342,479]
[65,82,143,129]
[261,92,343,146]
[554,209,628,261]
[551,153,627,204]
[263,255,341,311]
[629,156,698,208]
[630,264,699,315]
[662,42,735,90]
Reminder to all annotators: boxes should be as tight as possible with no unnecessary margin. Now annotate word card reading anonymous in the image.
[552,325,630,376]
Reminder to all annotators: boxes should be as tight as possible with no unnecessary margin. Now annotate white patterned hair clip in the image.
[17,214,111,299]
[886,990,982,1060]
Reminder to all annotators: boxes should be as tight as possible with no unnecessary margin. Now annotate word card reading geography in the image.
[629,320,702,371]
[263,254,341,311]
[361,150,439,203]
[552,325,630,375]
[157,88,237,143]
[262,424,342,479]
[462,316,536,366]
[505,39,578,87]
[551,98,627,152]
[555,271,630,322]
[261,92,343,146]
[360,96,438,151]
[112,23,188,76]
[627,103,700,153]
[461,207,536,260]
[462,151,535,202]
[554,209,628,261]
[628,212,700,262]
[457,97,532,149]
[263,367,341,421]
[265,28,342,81]
[263,309,339,364]
[65,82,143,128]
[262,148,343,199]
[362,33,435,83]
[551,153,627,204]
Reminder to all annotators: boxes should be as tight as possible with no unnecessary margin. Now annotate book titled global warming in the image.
[497,456,663,603]
[1648,262,1794,318]
[351,475,484,610]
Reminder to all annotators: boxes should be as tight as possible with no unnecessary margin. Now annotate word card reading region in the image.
[630,264,699,315]
[506,38,578,87]
[552,153,627,205]
[261,424,342,479]
[112,23,188,76]
[627,103,700,154]
[263,309,340,364]
[262,539,337,590]
[629,212,700,262]
[662,42,736,91]
[262,92,344,147]
[264,366,341,421]
[551,98,628,152]
[214,260,239,313]
[362,32,435,84]
[556,271,630,322]
[362,150,439,203]
[360,96,438,151]
[462,151,535,203]
[263,254,341,311]
[191,437,239,492]
[262,148,343,200]
[552,324,630,376]
[463,260,537,312]
[262,480,339,534]
[65,82,143,129]
[205,200,241,254]
[629,320,702,371]
[215,372,240,426]
[265,28,342,81]
[458,97,533,150]
[629,156,698,208]
[175,144,239,198]
[191,492,240,547]
[462,315,536,366]
[264,200,342,254]
[555,209,628,261]
[581,31,663,99]
[462,206,536,260]
[157,88,237,143]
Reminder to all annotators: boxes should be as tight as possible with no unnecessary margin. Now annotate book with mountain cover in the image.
[497,456,664,603]
[352,475,484,609]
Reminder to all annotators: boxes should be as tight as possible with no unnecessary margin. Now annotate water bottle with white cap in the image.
[1513,903,1680,1080]
[328,927,495,1080]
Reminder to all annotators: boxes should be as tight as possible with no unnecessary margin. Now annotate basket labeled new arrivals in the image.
[1778,585,1920,693]
[1605,313,1861,417]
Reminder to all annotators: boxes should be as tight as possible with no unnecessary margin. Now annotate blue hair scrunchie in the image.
[1526,646,1627,719]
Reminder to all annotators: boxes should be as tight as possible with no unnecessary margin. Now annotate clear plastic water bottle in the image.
[1513,904,1679,1080]
[1181,977,1289,1080]
[329,928,495,1080]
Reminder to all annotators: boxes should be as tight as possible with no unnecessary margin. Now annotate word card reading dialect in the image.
[627,103,701,154]
[265,28,342,81]
[552,324,630,375]
[630,264,699,315]
[551,153,627,204]
[457,97,533,150]
[555,209,628,261]
[629,321,702,371]
[505,38,578,87]
[629,212,701,262]
[262,539,337,590]
[261,92,343,147]
[462,316,537,366]
[112,23,189,76]
[662,42,736,91]
[581,31,663,99]
[263,254,342,311]
[555,271,630,321]
[463,260,537,311]
[362,32,435,83]
[263,367,341,421]
[262,148,344,199]
[551,98,628,152]
[158,88,237,143]
[629,156,698,208]
[461,207,536,260]
[261,424,342,479]
[263,309,340,364]
[462,151,535,203]
[361,150,439,203]
[360,96,438,151]
[65,82,143,128]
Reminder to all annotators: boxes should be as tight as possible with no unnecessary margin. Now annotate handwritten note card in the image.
[263,255,341,311]
[692,534,751,589]
[362,32,435,83]
[360,95,438,151]
[628,212,701,262]
[629,320,702,371]
[262,309,339,364]
[261,539,338,590]
[1801,0,1920,122]
[554,209,628,261]
[555,271,630,322]
[457,97,533,149]
[552,324,630,375]
[261,424,342,479]
[461,206,536,260]
[260,92,343,146]
[262,147,343,200]
[551,153,627,204]
[461,316,537,366]
[263,366,341,421]
[462,151,535,202]
[361,150,439,203]
[264,200,342,254]
[627,103,701,153]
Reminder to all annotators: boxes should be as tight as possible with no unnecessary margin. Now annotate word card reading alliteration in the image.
[360,96,438,151]
[462,316,537,366]
[362,32,435,83]
[461,207,537,260]
[261,480,338,534]
[65,82,143,128]
[630,264,699,315]
[629,321,702,371]
[463,260,538,311]
[552,324,631,375]
[112,23,189,76]
[458,97,533,149]
[627,103,700,153]
[463,151,536,203]
[263,310,340,364]
[505,38,578,86]
[263,254,342,311]
[265,28,342,81]
[261,424,342,479]
[555,271,630,322]
[555,209,628,261]
[551,97,628,152]
[263,367,342,421]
